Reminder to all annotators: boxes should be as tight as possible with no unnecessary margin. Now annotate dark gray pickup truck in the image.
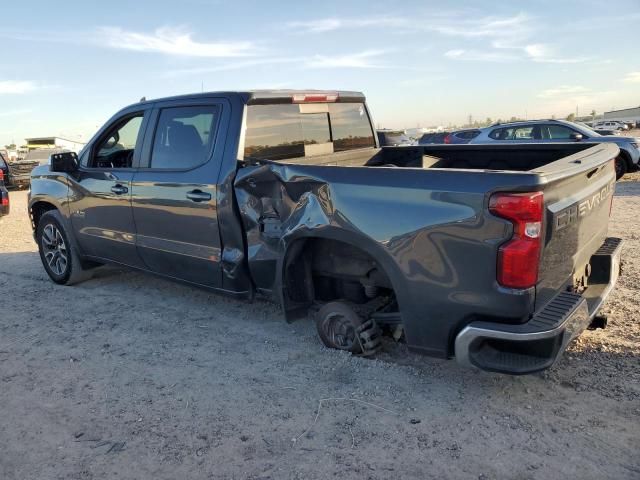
[29,90,623,374]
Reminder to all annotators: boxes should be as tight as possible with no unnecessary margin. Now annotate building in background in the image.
[24,136,85,153]
[603,106,640,123]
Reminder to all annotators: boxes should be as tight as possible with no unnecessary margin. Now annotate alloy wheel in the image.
[41,224,68,276]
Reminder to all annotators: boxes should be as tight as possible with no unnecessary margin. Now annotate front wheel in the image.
[614,156,627,180]
[37,210,93,285]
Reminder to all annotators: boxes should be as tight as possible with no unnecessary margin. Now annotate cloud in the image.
[295,12,586,65]
[431,13,532,39]
[444,49,517,62]
[287,17,407,33]
[304,50,391,69]
[522,43,588,64]
[98,26,255,57]
[537,85,590,99]
[622,71,640,83]
[0,80,37,94]
[166,50,408,77]
[288,12,531,39]
[0,108,33,117]
[165,58,299,77]
[446,42,589,64]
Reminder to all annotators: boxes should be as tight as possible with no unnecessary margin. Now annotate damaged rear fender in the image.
[234,162,407,319]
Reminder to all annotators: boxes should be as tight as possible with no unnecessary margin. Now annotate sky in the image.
[1,0,640,146]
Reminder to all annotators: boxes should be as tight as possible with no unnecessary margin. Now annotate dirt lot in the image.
[1,178,639,480]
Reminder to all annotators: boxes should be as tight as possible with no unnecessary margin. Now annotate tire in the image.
[36,210,93,285]
[614,156,627,180]
[315,301,366,354]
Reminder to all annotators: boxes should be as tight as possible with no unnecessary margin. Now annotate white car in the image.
[594,121,628,131]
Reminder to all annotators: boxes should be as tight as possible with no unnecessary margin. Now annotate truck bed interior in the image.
[266,143,596,172]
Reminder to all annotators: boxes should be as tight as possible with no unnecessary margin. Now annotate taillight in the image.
[0,169,3,181]
[1,194,8,206]
[444,134,452,144]
[489,192,544,289]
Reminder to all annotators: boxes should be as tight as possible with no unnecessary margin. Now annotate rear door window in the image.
[489,125,543,140]
[513,126,535,139]
[244,102,375,161]
[150,106,219,169]
[489,127,515,140]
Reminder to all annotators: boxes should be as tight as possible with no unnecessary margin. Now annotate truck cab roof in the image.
[134,90,366,108]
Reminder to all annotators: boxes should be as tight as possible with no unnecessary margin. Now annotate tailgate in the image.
[535,144,618,309]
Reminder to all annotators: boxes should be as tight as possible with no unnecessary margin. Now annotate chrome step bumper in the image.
[455,237,623,374]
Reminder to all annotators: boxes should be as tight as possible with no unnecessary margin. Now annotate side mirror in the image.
[570,133,583,141]
[50,151,79,173]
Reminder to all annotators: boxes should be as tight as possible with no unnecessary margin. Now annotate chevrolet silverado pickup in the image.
[28,90,623,374]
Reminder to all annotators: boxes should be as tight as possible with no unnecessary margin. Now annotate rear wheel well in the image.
[282,238,398,320]
[30,201,57,232]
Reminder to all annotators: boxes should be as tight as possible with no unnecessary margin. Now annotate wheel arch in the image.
[29,200,59,233]
[619,149,634,171]
[276,228,406,322]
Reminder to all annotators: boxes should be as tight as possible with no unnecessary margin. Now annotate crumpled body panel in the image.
[234,161,535,357]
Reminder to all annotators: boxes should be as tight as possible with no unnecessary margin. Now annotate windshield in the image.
[244,102,375,161]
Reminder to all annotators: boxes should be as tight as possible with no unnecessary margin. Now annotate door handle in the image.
[186,190,212,202]
[111,184,128,195]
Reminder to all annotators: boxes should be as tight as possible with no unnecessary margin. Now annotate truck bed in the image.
[266,143,599,173]
[237,141,619,368]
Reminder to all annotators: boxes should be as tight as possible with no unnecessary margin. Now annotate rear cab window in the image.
[243,101,375,161]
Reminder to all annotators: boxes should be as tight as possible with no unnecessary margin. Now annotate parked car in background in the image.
[594,128,621,136]
[443,129,481,144]
[376,129,413,146]
[418,129,481,145]
[0,151,9,184]
[470,119,640,179]
[1,148,66,189]
[418,131,450,144]
[594,120,628,131]
[0,168,9,217]
[576,122,619,136]
[24,148,70,165]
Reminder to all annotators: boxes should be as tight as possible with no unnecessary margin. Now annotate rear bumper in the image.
[455,237,623,374]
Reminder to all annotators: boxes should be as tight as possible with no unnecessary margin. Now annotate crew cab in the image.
[29,90,623,374]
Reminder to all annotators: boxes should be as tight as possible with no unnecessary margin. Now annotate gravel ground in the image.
[0,178,639,480]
